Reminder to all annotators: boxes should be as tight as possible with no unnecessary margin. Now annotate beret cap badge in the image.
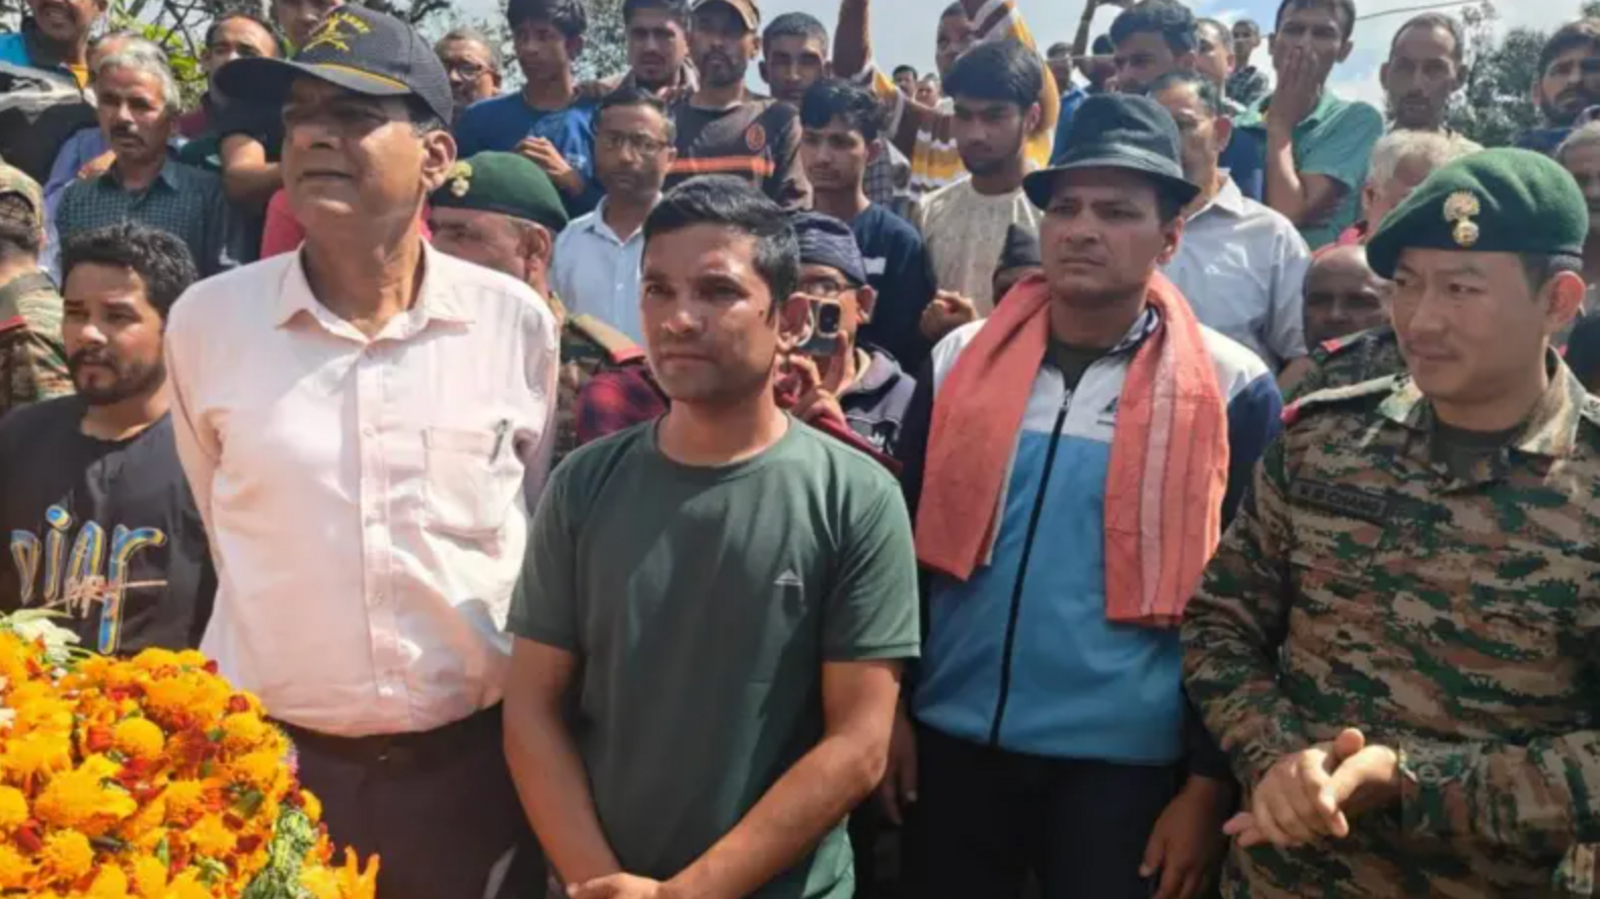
[448,161,473,198]
[1444,190,1481,248]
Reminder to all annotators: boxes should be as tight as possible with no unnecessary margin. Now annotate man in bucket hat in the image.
[1183,149,1600,896]
[162,8,557,897]
[891,93,1282,899]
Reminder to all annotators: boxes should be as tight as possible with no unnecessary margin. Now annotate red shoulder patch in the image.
[1281,401,1304,428]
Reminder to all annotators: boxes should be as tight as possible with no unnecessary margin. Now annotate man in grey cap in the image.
[162,8,556,897]
[892,93,1283,899]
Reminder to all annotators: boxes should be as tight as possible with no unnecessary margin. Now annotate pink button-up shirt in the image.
[165,244,559,736]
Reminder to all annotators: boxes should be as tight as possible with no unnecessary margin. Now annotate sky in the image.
[465,0,1589,106]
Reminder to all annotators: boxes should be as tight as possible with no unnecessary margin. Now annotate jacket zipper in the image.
[988,391,1073,746]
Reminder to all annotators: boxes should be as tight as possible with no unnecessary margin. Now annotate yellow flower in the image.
[88,863,131,898]
[160,780,206,822]
[186,812,237,857]
[129,856,166,898]
[2,730,74,785]
[299,790,322,824]
[129,649,182,673]
[229,748,285,792]
[159,870,212,899]
[33,754,137,833]
[0,784,28,830]
[40,829,95,882]
[112,717,165,761]
[0,843,35,890]
[219,712,269,752]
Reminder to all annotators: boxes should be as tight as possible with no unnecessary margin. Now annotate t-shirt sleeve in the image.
[506,464,580,651]
[453,105,491,158]
[823,474,920,662]
[1298,101,1384,190]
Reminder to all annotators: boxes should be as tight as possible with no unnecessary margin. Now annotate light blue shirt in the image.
[550,199,647,342]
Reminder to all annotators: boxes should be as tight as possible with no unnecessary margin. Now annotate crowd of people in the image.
[4,0,1600,897]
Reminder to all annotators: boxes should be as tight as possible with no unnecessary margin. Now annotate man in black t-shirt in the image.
[0,222,212,654]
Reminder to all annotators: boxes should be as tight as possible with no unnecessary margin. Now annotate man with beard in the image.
[1380,14,1465,134]
[0,223,212,655]
[0,0,106,87]
[1520,21,1600,156]
[505,175,918,899]
[165,9,557,896]
[0,163,71,419]
[582,0,697,99]
[435,27,504,126]
[913,40,1044,336]
[456,0,603,217]
[664,0,809,209]
[56,44,244,278]
[834,0,1059,201]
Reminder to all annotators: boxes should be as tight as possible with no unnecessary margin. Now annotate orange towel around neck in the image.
[914,273,1229,627]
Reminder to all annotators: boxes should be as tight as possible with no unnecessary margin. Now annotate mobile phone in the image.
[800,298,843,357]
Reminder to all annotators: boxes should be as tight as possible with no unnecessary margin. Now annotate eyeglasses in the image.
[799,277,851,298]
[445,61,492,80]
[598,131,670,154]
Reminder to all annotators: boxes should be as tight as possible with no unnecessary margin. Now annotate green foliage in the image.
[576,0,627,83]
[1444,1,1547,148]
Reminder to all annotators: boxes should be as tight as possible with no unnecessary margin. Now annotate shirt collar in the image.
[101,158,180,191]
[582,197,652,244]
[1190,175,1246,221]
[274,241,477,335]
[1376,351,1586,461]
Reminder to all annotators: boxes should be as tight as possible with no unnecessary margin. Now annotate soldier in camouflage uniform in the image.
[428,151,653,466]
[0,162,71,420]
[1182,148,1600,898]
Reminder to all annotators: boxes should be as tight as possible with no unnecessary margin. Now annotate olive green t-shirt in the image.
[509,418,920,898]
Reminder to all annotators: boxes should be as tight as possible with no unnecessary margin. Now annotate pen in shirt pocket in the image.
[490,419,511,462]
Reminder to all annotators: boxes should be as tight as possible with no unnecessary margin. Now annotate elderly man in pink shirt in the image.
[162,8,557,899]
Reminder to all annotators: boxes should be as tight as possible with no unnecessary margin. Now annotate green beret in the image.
[430,151,569,232]
[1367,148,1588,280]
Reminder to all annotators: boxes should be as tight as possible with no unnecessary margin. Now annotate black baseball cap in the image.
[217,6,453,126]
[1026,94,1200,211]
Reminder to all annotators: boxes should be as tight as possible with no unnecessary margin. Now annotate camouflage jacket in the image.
[0,270,71,419]
[1182,364,1600,897]
[553,312,646,467]
[1282,326,1406,406]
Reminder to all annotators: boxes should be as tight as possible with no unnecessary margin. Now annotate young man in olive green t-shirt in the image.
[505,176,920,899]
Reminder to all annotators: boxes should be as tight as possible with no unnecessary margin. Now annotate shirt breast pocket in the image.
[423,426,524,539]
[1287,480,1392,589]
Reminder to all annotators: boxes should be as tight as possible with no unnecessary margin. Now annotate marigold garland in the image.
[0,612,379,898]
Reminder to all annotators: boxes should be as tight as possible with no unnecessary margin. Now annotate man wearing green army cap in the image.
[427,151,654,465]
[1183,148,1600,897]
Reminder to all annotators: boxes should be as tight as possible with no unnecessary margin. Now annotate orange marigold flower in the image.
[40,829,94,881]
[229,749,284,793]
[160,870,212,899]
[0,785,28,831]
[129,855,166,898]
[0,843,34,890]
[218,712,269,752]
[186,812,237,858]
[299,790,322,824]
[87,862,131,898]
[32,754,137,833]
[2,731,74,785]
[160,780,206,822]
[112,718,165,761]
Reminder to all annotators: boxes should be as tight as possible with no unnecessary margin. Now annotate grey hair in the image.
[437,27,503,75]
[1557,122,1600,165]
[95,38,179,109]
[1366,129,1480,189]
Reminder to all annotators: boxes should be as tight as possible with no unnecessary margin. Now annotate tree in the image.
[1445,0,1546,147]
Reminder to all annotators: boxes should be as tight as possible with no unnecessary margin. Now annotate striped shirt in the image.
[665,97,810,209]
[855,0,1057,199]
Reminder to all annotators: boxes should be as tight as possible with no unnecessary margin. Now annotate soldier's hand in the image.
[1141,775,1230,899]
[1227,742,1348,848]
[876,701,918,825]
[1320,729,1401,819]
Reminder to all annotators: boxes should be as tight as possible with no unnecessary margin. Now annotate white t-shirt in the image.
[914,179,1042,315]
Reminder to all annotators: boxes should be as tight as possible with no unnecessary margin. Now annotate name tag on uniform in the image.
[1289,480,1390,524]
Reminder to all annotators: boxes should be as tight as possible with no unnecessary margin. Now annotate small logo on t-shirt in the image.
[745,123,767,152]
[774,568,804,589]
[1098,396,1120,425]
